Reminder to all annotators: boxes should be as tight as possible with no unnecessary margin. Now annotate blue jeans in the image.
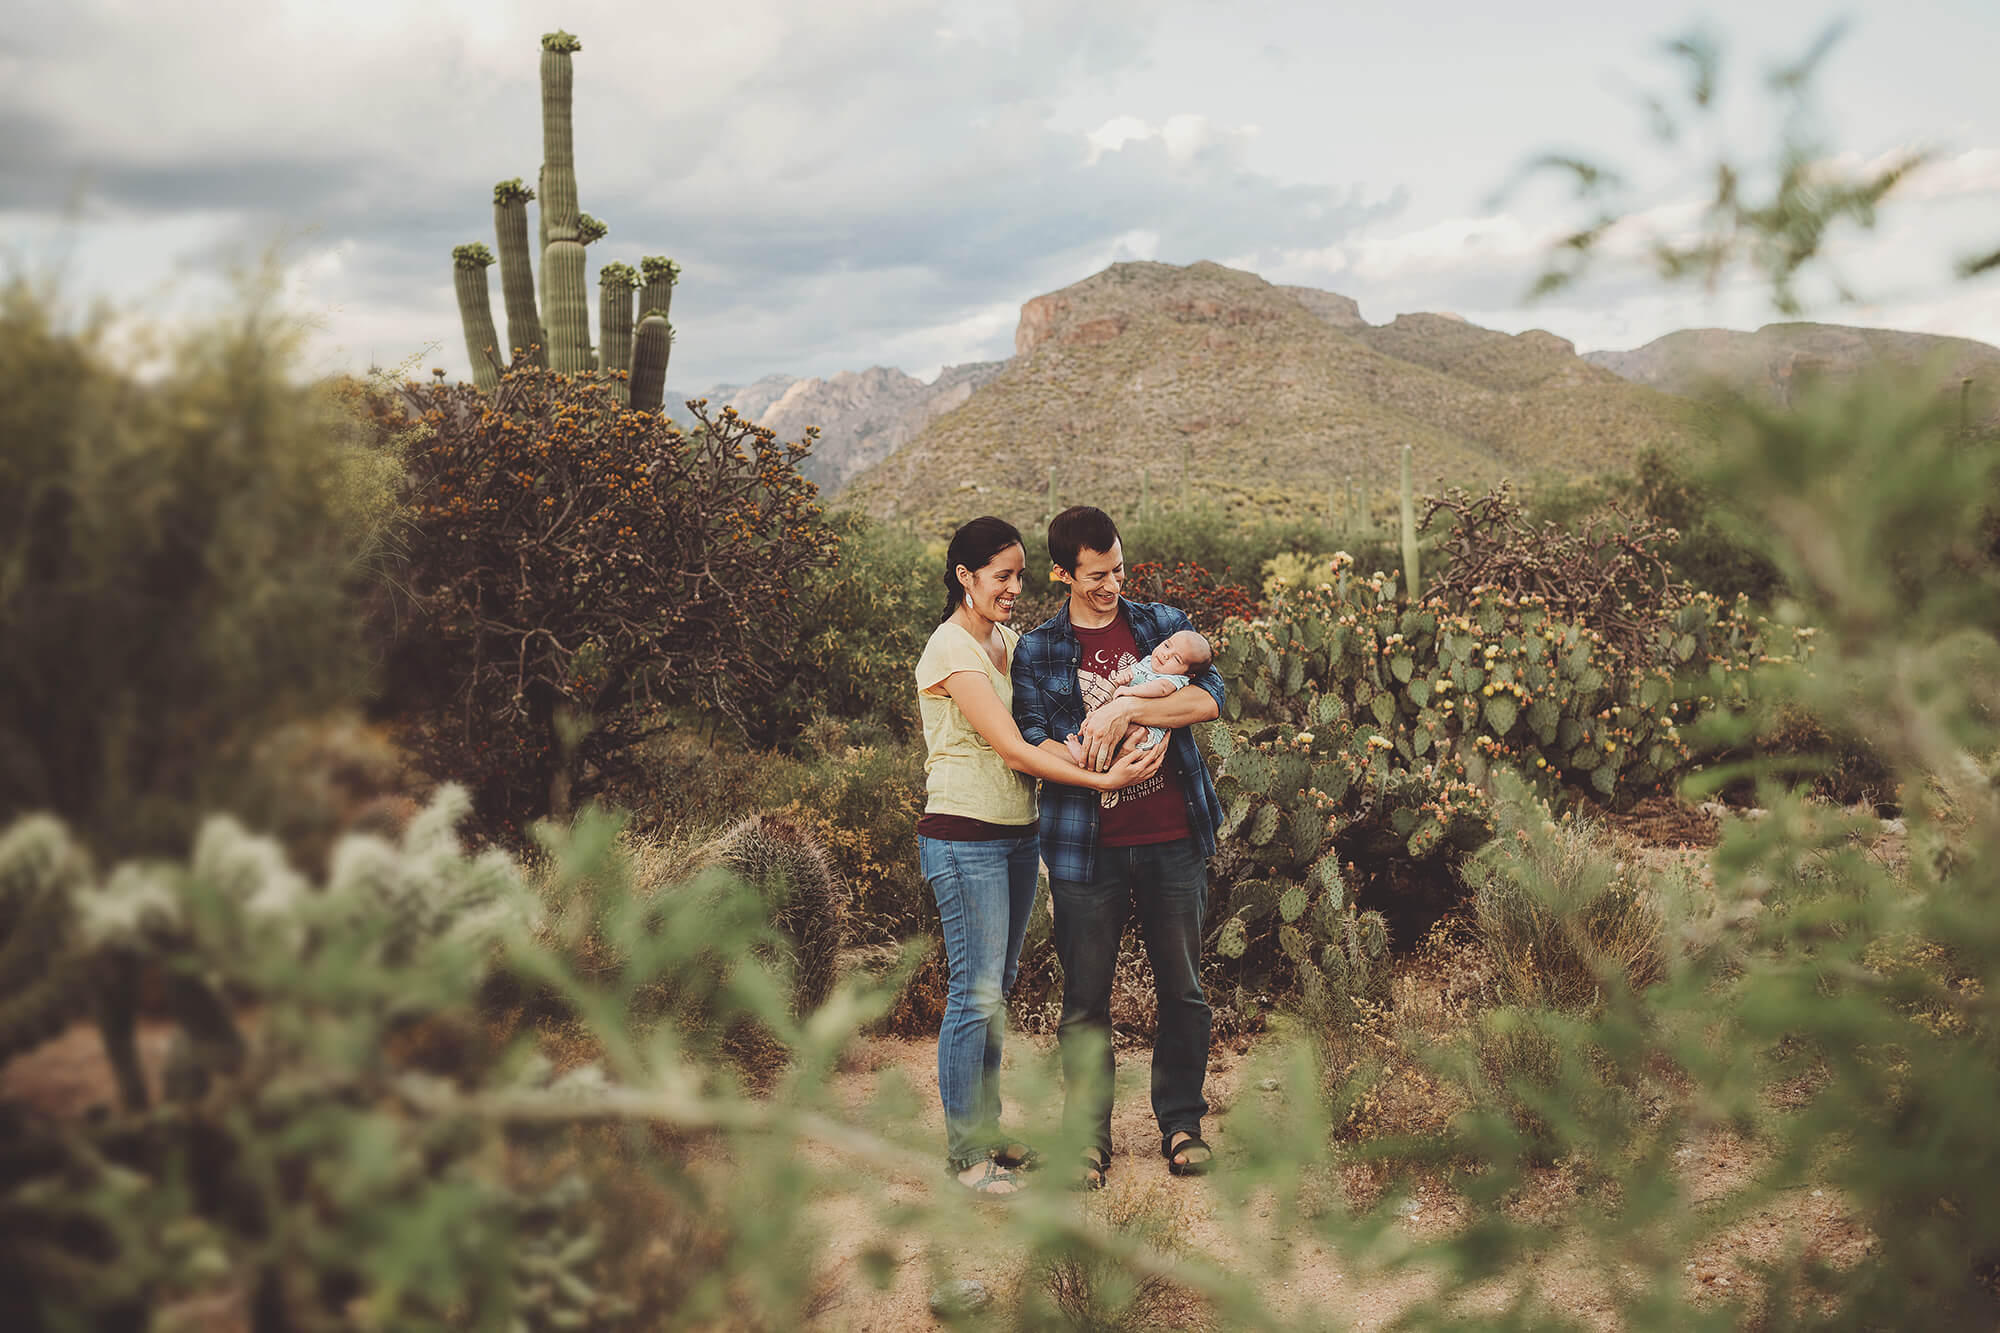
[1050,836,1211,1160]
[919,831,1041,1170]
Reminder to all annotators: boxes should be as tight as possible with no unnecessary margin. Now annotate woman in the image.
[916,516,1165,1198]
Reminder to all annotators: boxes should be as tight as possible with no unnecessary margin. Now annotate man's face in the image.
[1062,540,1124,619]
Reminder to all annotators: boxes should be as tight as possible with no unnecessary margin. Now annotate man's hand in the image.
[1078,696,1141,772]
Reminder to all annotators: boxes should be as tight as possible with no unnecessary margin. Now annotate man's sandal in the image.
[994,1141,1043,1172]
[954,1159,1024,1199]
[1072,1146,1110,1192]
[1163,1130,1213,1177]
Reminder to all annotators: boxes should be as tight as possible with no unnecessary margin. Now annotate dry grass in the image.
[1467,810,1667,1014]
[1027,1179,1216,1332]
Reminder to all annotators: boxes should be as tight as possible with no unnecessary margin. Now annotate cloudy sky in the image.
[4,0,1996,389]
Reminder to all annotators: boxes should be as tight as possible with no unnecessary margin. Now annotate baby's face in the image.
[1150,631,1210,675]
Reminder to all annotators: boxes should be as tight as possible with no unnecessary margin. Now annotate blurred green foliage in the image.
[0,277,398,858]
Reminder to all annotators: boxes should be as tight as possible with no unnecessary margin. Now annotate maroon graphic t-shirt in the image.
[1071,610,1191,848]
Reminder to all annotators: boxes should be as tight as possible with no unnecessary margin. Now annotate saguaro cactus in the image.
[452,244,503,392]
[598,261,639,401]
[454,31,684,403]
[493,179,546,367]
[628,256,679,413]
[539,31,591,373]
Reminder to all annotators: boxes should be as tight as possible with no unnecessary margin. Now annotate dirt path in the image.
[787,1024,1870,1331]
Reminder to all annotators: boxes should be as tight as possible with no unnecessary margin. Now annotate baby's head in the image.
[1150,629,1211,676]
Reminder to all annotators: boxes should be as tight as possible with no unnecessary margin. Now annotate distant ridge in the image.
[665,363,1006,495]
[1584,324,2000,426]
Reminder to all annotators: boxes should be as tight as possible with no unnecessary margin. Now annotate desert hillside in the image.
[841,261,1715,534]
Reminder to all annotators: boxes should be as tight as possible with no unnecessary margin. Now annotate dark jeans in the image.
[1049,836,1211,1160]
[919,831,1041,1170]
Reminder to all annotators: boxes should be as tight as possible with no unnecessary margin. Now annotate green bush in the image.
[0,277,398,857]
[764,510,934,738]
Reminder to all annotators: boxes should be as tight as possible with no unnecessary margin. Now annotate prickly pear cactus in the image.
[1293,907,1392,1030]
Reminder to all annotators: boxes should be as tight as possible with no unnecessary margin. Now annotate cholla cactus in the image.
[321,784,539,965]
[0,815,85,1069]
[705,813,848,1016]
[1291,906,1392,1030]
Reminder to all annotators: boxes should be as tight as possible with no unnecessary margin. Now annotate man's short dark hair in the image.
[1047,505,1120,575]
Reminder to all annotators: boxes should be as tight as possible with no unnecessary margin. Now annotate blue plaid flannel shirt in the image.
[1010,597,1227,884]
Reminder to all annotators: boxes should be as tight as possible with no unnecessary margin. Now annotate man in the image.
[1011,505,1227,1187]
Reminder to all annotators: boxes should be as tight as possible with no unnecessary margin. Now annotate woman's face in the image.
[958,542,1027,622]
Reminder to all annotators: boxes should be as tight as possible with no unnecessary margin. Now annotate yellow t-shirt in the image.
[914,620,1037,825]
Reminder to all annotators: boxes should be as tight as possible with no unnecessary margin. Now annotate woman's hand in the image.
[1092,735,1167,791]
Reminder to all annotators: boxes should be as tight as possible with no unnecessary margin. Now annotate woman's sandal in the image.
[994,1141,1044,1172]
[1163,1129,1213,1177]
[1072,1146,1110,1192]
[955,1159,1025,1199]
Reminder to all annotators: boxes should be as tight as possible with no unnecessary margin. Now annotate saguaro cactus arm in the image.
[598,261,639,402]
[492,178,546,369]
[453,243,503,392]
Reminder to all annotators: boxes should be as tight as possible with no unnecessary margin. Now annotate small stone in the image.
[1812,1189,1823,1198]
[1396,1198,1423,1218]
[929,1280,990,1318]
[1880,818,1906,836]
[1257,1077,1282,1092]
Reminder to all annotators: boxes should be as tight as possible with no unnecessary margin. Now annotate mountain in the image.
[840,260,1716,535]
[664,372,801,424]
[664,363,1007,494]
[1584,324,2000,427]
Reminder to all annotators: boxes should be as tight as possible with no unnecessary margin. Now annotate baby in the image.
[1067,629,1213,762]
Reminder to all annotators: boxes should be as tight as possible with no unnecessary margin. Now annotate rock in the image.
[928,1279,990,1319]
[1257,1077,1281,1092]
[1697,801,1730,820]
[1396,1198,1424,1218]
[1880,818,1906,836]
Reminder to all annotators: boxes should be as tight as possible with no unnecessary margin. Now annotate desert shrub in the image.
[1519,448,1788,607]
[767,510,934,737]
[0,278,398,858]
[1462,771,1667,1011]
[370,370,838,828]
[1123,558,1261,628]
[757,733,931,945]
[1422,481,1694,671]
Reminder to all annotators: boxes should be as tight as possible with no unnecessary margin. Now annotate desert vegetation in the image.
[4,22,2000,1333]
